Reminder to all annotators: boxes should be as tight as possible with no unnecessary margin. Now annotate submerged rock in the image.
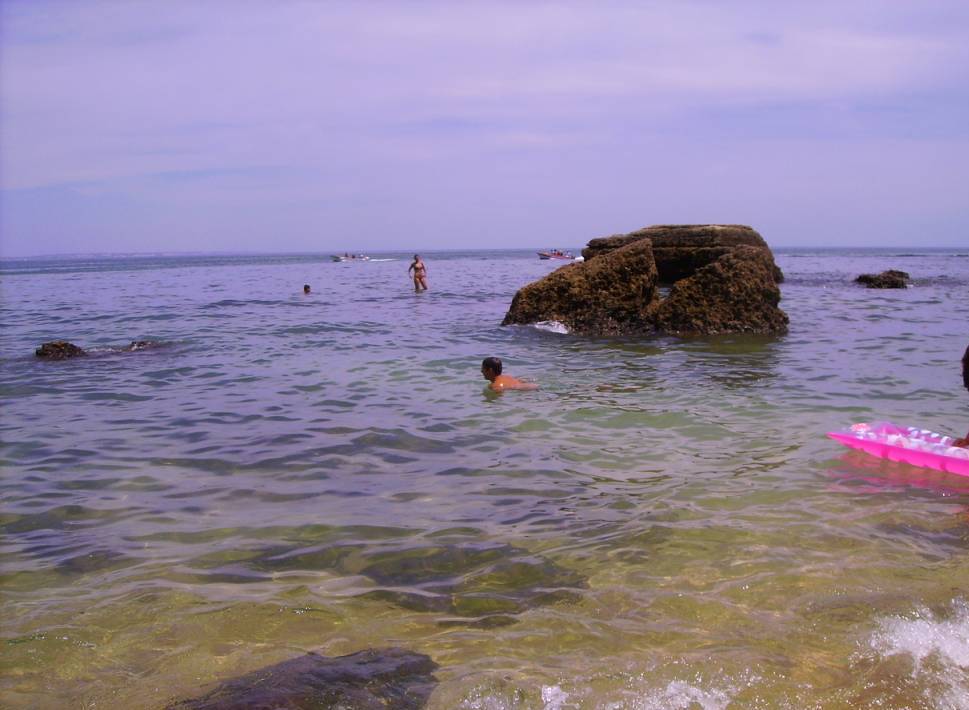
[245,540,586,623]
[505,224,788,336]
[122,340,167,352]
[502,238,659,335]
[35,341,87,359]
[855,270,910,289]
[168,648,438,710]
[34,340,162,359]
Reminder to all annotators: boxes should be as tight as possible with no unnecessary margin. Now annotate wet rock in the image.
[34,340,161,358]
[35,340,86,359]
[502,238,659,335]
[583,224,783,283]
[168,647,438,710]
[653,246,789,335]
[855,270,910,288]
[504,224,787,336]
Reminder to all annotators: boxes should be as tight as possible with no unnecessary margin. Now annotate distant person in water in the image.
[303,284,311,294]
[481,357,538,391]
[952,344,969,446]
[408,254,428,292]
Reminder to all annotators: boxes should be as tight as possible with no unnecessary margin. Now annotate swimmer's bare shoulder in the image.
[491,375,539,391]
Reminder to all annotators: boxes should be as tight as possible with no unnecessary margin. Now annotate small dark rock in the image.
[168,647,438,710]
[855,270,910,288]
[35,341,87,359]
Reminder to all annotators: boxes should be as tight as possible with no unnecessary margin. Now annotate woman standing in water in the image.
[408,254,428,292]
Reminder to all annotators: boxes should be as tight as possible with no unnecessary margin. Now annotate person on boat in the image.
[408,254,428,292]
[303,284,311,294]
[952,344,969,446]
[480,357,538,392]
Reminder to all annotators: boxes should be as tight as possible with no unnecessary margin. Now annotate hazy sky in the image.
[2,1,968,256]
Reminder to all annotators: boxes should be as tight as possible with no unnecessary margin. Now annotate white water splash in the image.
[867,599,969,709]
[541,685,570,710]
[638,680,735,710]
[870,600,969,671]
[533,320,569,334]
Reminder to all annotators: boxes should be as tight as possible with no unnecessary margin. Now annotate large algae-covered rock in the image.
[653,246,789,335]
[584,224,782,283]
[505,223,788,337]
[169,648,438,710]
[502,238,659,335]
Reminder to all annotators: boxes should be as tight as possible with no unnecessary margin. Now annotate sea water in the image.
[1,248,968,708]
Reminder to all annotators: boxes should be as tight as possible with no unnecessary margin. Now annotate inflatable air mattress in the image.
[828,422,969,478]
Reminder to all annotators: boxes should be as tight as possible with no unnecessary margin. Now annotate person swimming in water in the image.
[954,344,969,448]
[303,284,311,294]
[408,254,428,292]
[480,357,538,392]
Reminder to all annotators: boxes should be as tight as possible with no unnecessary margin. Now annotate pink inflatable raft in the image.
[828,422,969,478]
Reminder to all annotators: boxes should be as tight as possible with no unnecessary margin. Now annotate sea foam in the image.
[532,320,569,334]
[870,599,969,671]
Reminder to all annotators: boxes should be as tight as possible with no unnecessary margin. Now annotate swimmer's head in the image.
[303,284,311,294]
[481,357,502,381]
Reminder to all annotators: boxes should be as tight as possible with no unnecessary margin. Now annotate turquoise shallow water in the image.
[1,248,968,708]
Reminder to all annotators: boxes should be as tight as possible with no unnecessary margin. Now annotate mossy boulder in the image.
[653,246,789,335]
[502,238,659,335]
[505,224,788,336]
[583,224,783,283]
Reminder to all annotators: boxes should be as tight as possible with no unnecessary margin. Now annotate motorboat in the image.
[331,254,371,262]
[538,250,574,260]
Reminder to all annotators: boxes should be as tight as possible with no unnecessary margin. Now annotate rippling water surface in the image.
[2,248,968,708]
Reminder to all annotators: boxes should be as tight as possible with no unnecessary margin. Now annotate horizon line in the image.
[2,245,969,260]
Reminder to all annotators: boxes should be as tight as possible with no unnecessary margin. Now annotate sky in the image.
[1,1,968,256]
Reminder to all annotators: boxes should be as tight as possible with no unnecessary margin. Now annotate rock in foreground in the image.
[504,224,788,336]
[35,341,87,359]
[855,270,909,289]
[168,648,438,710]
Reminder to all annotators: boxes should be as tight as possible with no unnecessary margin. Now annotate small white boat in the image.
[331,254,371,262]
[538,250,574,260]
